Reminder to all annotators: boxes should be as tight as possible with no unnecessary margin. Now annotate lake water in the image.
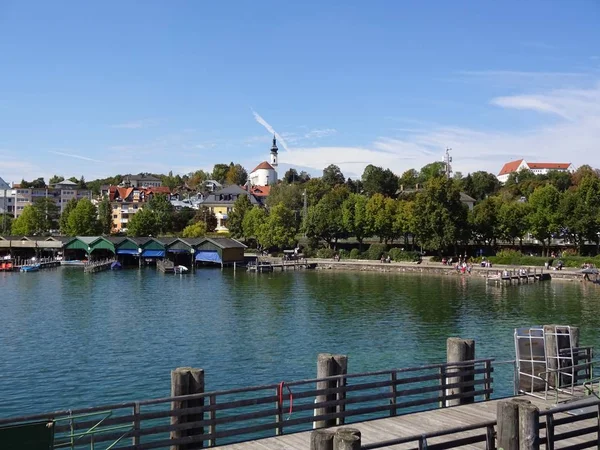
[2,267,600,418]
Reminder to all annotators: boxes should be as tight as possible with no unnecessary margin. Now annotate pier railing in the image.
[0,359,494,450]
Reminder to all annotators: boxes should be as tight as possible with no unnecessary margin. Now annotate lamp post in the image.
[138,247,143,268]
[190,247,195,273]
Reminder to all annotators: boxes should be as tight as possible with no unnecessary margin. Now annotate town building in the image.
[200,185,263,233]
[0,177,15,217]
[497,160,573,183]
[12,182,92,218]
[108,185,171,233]
[120,174,162,188]
[248,135,278,186]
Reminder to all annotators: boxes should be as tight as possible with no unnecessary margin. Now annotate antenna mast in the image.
[444,148,453,179]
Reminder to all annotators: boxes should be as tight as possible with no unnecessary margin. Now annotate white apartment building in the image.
[14,180,92,217]
[497,159,573,183]
[0,177,15,216]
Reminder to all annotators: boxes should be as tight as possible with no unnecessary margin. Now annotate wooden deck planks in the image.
[213,395,599,450]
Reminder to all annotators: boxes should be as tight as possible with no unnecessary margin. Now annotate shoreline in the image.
[293,258,591,283]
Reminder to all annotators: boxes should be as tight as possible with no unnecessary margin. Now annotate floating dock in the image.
[247,260,316,272]
[83,259,116,274]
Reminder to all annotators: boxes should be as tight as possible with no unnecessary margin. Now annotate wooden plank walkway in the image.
[213,393,597,450]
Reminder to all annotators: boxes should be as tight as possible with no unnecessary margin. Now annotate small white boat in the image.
[174,265,189,274]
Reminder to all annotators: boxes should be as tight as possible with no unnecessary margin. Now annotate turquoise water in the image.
[2,267,600,418]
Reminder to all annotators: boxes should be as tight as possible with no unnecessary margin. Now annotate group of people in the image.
[480,257,493,268]
[455,261,473,274]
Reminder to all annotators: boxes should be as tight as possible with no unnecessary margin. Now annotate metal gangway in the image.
[515,325,596,403]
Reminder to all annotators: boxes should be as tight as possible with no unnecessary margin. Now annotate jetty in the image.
[83,259,116,274]
[486,268,551,285]
[157,258,175,273]
[2,325,598,449]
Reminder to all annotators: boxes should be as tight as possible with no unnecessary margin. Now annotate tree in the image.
[211,164,230,184]
[242,207,267,240]
[341,193,370,250]
[361,164,399,197]
[67,198,99,235]
[322,164,345,187]
[266,183,302,211]
[257,203,297,249]
[49,175,65,185]
[60,198,79,234]
[182,222,207,238]
[394,200,415,246]
[68,176,79,184]
[161,171,183,190]
[172,207,196,233]
[469,196,501,247]
[572,165,599,186]
[366,193,397,243]
[77,176,87,190]
[345,178,363,194]
[411,177,468,254]
[304,185,349,248]
[193,206,217,232]
[528,184,561,256]
[298,171,311,183]
[497,200,529,247]
[463,171,501,201]
[147,194,174,235]
[188,170,210,189]
[127,208,158,237]
[30,177,46,188]
[0,213,13,235]
[559,176,600,253]
[11,205,40,235]
[418,162,445,183]
[97,197,113,235]
[227,195,253,239]
[31,197,60,232]
[547,170,572,192]
[225,164,248,185]
[399,169,419,189]
[303,178,329,206]
[283,168,299,184]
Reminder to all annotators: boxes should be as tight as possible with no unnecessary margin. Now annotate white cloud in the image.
[304,128,337,139]
[279,81,600,177]
[113,119,159,129]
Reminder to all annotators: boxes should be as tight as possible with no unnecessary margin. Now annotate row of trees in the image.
[11,197,112,236]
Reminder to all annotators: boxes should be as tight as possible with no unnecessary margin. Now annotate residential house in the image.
[120,174,162,188]
[108,185,171,233]
[0,177,15,216]
[13,182,91,218]
[497,160,573,183]
[200,185,262,232]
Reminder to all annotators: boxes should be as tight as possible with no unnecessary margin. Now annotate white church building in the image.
[249,135,278,186]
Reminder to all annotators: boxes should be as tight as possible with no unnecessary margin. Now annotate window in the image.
[113,215,117,219]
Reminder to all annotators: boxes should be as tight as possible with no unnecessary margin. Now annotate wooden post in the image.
[314,353,348,428]
[497,399,530,450]
[519,402,540,450]
[446,338,475,406]
[333,428,361,450]
[310,429,335,450]
[170,367,205,450]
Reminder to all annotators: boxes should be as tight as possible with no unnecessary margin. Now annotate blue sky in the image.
[1,1,599,183]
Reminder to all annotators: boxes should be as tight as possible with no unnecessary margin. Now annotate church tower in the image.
[270,134,278,168]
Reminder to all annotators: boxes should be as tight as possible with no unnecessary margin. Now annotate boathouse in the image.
[63,236,116,261]
[194,237,246,267]
[0,236,65,259]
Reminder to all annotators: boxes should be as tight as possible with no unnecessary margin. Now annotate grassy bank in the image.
[486,251,599,268]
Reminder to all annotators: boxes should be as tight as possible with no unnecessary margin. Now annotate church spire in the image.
[270,134,278,167]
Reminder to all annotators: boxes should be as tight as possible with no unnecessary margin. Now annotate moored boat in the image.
[20,264,40,273]
[174,265,189,274]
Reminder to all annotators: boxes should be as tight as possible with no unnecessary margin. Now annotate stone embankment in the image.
[307,258,589,282]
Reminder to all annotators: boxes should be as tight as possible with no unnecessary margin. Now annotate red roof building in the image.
[497,160,573,183]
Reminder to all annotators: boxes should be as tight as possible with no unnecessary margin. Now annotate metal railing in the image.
[0,359,494,450]
[539,397,600,450]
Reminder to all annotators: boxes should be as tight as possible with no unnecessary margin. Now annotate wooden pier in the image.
[1,259,62,272]
[157,258,175,273]
[83,259,116,273]
[247,259,316,273]
[486,268,550,285]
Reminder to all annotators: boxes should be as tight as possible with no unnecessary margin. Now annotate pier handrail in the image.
[537,357,600,402]
[0,358,496,449]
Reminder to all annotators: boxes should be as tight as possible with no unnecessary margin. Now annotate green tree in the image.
[266,183,303,212]
[341,193,370,250]
[225,164,248,185]
[411,177,468,254]
[469,196,501,247]
[67,198,99,236]
[172,207,196,233]
[560,176,600,253]
[303,178,329,206]
[399,169,419,189]
[304,185,350,248]
[257,203,297,249]
[463,171,501,201]
[97,197,113,235]
[211,164,230,184]
[29,177,46,188]
[11,205,40,235]
[148,194,174,235]
[32,197,60,232]
[60,198,79,234]
[193,206,217,232]
[0,213,13,235]
[571,165,599,186]
[182,221,207,238]
[547,170,572,192]
[127,208,158,237]
[497,200,530,247]
[227,195,253,239]
[322,164,345,187]
[188,170,210,189]
[418,162,445,183]
[361,164,399,197]
[366,193,396,243]
[242,206,267,240]
[49,175,65,185]
[283,168,299,184]
[528,184,562,256]
[394,200,415,246]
